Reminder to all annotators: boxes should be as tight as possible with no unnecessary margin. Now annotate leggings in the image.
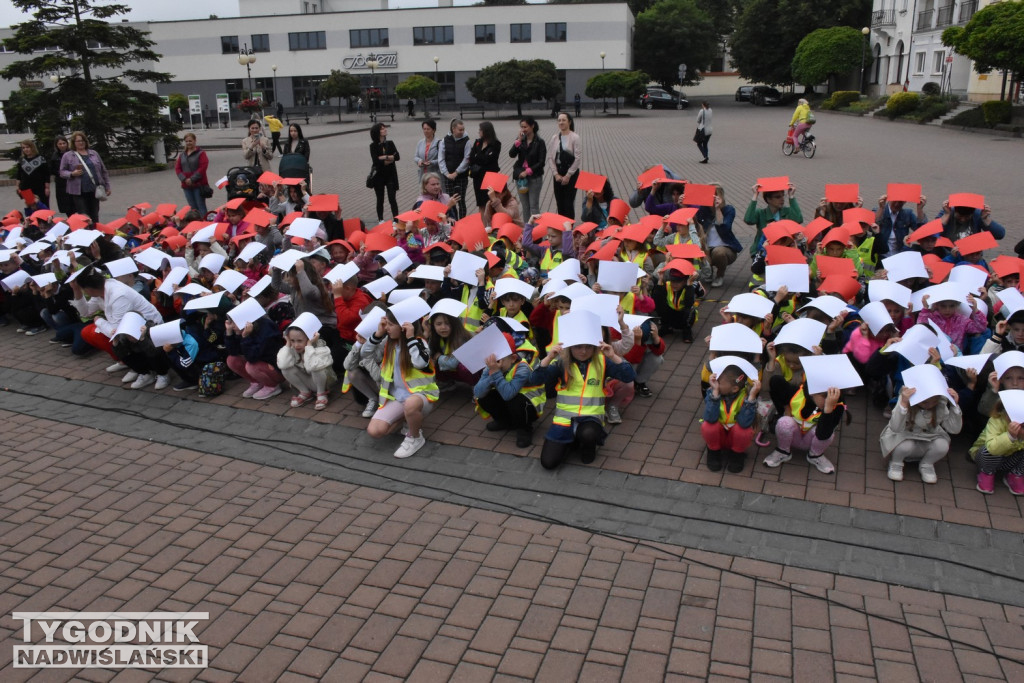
[974,447,1024,476]
[701,422,754,454]
[541,420,603,470]
[226,356,283,388]
[374,184,399,222]
[889,439,949,466]
[281,365,330,395]
[552,173,579,219]
[775,416,834,458]
[345,366,381,405]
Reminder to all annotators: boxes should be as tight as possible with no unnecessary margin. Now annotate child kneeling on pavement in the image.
[473,332,545,449]
[701,357,760,473]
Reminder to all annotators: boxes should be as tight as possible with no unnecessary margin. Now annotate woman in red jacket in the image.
[175,132,210,216]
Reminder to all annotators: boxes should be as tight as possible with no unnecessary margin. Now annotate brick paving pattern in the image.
[3,411,1024,682]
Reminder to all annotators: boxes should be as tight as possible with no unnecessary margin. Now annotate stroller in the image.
[278,153,311,192]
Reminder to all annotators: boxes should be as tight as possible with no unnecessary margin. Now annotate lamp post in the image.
[238,42,256,98]
[600,51,607,113]
[433,56,441,116]
[859,27,870,94]
[367,56,379,123]
[271,64,278,108]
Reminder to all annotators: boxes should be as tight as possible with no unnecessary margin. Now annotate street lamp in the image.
[600,51,607,113]
[367,56,379,123]
[859,27,870,94]
[271,64,278,109]
[238,42,256,98]
[433,56,440,116]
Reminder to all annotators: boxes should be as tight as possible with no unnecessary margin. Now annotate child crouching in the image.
[474,332,545,449]
[701,359,761,473]
[277,312,336,410]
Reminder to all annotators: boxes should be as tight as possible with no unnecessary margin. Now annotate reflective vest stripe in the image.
[379,341,439,404]
[553,354,606,426]
[540,248,562,274]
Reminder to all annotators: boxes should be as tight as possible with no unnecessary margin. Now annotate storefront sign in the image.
[343,52,398,70]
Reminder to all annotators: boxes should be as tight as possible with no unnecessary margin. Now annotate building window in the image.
[932,51,945,74]
[914,51,926,74]
[293,74,329,107]
[85,40,110,49]
[475,25,495,44]
[221,35,239,54]
[413,26,454,46]
[545,22,567,42]
[289,31,326,51]
[350,28,389,48]
[510,23,531,43]
[251,34,270,52]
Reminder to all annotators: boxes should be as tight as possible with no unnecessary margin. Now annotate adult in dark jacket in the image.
[48,136,74,215]
[509,117,546,220]
[175,132,210,216]
[283,123,311,160]
[438,118,472,219]
[468,121,501,212]
[369,122,400,221]
[875,193,926,255]
[16,139,49,209]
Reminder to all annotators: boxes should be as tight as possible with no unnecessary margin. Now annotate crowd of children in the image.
[1,164,1021,493]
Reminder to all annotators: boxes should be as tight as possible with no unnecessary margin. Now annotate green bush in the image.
[885,92,920,118]
[828,90,861,109]
[982,100,1012,126]
[944,106,988,128]
[921,82,942,97]
[909,96,954,123]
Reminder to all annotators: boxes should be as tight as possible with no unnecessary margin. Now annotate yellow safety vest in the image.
[540,248,563,274]
[717,387,749,430]
[788,385,820,434]
[379,341,439,405]
[553,353,607,426]
[461,285,484,334]
[618,291,635,315]
[618,249,647,269]
[856,238,876,273]
[664,282,687,311]
[475,360,546,419]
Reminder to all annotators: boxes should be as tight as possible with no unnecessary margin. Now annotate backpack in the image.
[198,361,227,397]
[225,166,261,201]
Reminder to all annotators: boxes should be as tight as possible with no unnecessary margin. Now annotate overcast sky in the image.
[0,0,481,30]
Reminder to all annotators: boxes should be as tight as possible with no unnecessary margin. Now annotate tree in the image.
[943,1,1024,100]
[633,0,719,90]
[395,75,440,118]
[731,0,871,86]
[548,0,657,16]
[585,70,647,115]
[319,69,361,122]
[791,27,868,93]
[465,59,562,116]
[695,0,748,43]
[1,0,177,163]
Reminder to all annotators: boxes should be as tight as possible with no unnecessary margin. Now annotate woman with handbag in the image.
[369,122,400,222]
[468,121,501,214]
[175,132,211,216]
[546,112,581,219]
[241,119,274,170]
[695,101,712,164]
[509,117,546,220]
[58,130,111,223]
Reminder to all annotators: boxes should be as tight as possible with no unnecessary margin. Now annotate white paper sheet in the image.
[44,222,70,241]
[926,320,957,360]
[382,251,413,277]
[765,263,809,294]
[430,298,467,319]
[362,275,398,299]
[622,314,652,332]
[449,251,487,285]
[540,279,567,298]
[387,288,424,304]
[285,217,323,241]
[268,248,307,272]
[725,292,774,319]
[546,258,582,283]
[882,251,928,282]
[555,310,602,347]
[560,282,596,301]
[175,283,212,297]
[198,253,226,274]
[64,229,101,248]
[709,323,762,354]
[868,280,913,308]
[493,278,536,301]
[800,354,864,394]
[773,318,827,352]
[113,311,147,340]
[901,364,952,405]
[214,269,247,294]
[943,353,992,374]
[30,273,58,288]
[999,390,1024,423]
[149,320,184,347]
[236,242,266,263]
[134,247,171,271]
[1,270,31,291]
[859,301,895,335]
[997,288,1024,319]
[948,265,988,294]
[189,224,217,244]
[597,260,643,293]
[709,355,758,383]
[105,257,138,278]
[409,264,445,281]
[573,293,620,328]
[183,292,225,311]
[354,307,387,340]
[452,324,515,373]
[800,295,847,320]
[247,274,272,298]
[994,351,1024,379]
[388,296,430,325]
[323,262,359,284]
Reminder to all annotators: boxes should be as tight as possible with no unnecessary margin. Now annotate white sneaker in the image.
[763,450,792,468]
[711,277,724,288]
[361,401,378,418]
[606,405,622,424]
[154,374,171,390]
[919,463,938,484]
[121,370,139,384]
[129,374,155,390]
[106,362,128,373]
[394,434,426,459]
[887,462,904,482]
[807,454,835,474]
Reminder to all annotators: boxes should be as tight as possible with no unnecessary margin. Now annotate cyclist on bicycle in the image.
[789,98,813,146]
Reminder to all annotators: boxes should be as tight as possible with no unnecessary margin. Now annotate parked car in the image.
[638,88,689,110]
[751,86,783,106]
[735,86,754,102]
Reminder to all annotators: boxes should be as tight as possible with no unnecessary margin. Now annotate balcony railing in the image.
[958,0,977,23]
[916,9,934,30]
[872,8,896,26]
[936,4,954,27]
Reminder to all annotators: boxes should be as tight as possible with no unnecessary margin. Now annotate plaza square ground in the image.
[1,101,1024,680]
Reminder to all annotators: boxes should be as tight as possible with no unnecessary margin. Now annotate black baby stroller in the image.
[278,153,312,192]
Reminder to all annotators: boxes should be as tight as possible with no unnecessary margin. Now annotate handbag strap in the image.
[74,152,97,184]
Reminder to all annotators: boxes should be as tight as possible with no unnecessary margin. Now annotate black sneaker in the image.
[49,338,61,344]
[726,452,746,473]
[706,449,723,472]
[172,380,195,392]
[515,428,532,448]
[636,383,652,398]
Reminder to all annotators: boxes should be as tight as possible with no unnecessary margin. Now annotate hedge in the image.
[885,92,920,118]
[982,100,1011,126]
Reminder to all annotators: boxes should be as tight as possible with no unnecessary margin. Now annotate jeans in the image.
[53,320,90,355]
[697,133,710,160]
[182,186,209,217]
[518,175,544,221]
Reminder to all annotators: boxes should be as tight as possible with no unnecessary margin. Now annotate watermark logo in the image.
[12,612,208,669]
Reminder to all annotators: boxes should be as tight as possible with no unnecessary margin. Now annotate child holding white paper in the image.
[881,386,962,483]
[277,314,336,410]
[365,309,438,459]
[702,364,760,473]
[427,311,476,389]
[473,332,545,448]
[528,341,636,470]
[765,381,844,474]
[224,316,285,400]
[918,290,987,352]
[970,387,1024,495]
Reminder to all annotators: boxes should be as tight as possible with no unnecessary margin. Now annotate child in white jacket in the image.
[277,312,335,410]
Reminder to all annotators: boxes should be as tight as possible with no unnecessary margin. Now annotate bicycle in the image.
[782,125,816,158]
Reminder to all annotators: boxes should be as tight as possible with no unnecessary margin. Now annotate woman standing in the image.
[282,123,310,161]
[509,117,546,220]
[369,122,400,222]
[468,121,501,213]
[48,136,74,215]
[695,101,712,164]
[16,140,49,209]
[58,131,111,223]
[546,112,581,219]
[241,119,274,170]
[414,119,440,180]
[175,132,210,216]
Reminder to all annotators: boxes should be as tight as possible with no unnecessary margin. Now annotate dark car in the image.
[638,88,689,110]
[751,85,783,106]
[735,86,754,102]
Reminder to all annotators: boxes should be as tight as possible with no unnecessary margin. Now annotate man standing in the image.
[438,118,471,219]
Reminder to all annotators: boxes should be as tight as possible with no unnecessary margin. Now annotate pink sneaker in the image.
[252,385,282,401]
[1004,473,1024,496]
[242,382,263,398]
[977,472,995,494]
